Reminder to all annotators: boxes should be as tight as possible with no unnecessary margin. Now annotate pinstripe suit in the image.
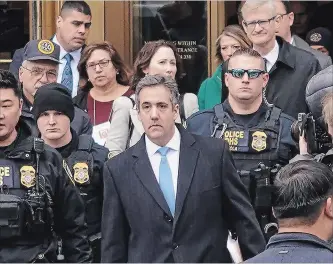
[101,126,265,263]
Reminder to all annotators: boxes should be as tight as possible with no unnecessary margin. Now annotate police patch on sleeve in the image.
[20,165,36,188]
[37,40,55,55]
[63,160,75,185]
[73,162,90,184]
[250,131,268,152]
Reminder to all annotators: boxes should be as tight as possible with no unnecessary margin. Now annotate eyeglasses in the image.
[227,69,266,79]
[242,16,276,32]
[21,66,57,81]
[86,60,111,71]
[277,13,289,19]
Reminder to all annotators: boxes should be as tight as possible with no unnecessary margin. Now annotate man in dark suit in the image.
[241,0,321,119]
[246,160,333,263]
[101,75,265,263]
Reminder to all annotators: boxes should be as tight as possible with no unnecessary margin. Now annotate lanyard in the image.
[93,99,113,126]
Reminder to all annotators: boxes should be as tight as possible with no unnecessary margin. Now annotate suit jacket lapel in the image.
[132,135,172,216]
[174,126,199,225]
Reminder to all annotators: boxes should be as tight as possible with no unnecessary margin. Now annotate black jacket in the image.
[265,37,321,119]
[0,119,92,262]
[245,232,333,263]
[57,131,109,237]
[73,87,90,111]
[21,93,93,137]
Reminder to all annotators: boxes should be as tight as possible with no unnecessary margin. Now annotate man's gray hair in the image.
[135,75,180,109]
[242,0,276,18]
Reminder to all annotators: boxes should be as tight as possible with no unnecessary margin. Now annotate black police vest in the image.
[65,135,101,236]
[0,138,53,241]
[212,104,282,171]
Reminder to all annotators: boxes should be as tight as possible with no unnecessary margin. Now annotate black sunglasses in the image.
[227,69,266,79]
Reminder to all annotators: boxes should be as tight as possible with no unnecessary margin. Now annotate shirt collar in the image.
[52,35,82,63]
[262,40,279,67]
[267,232,333,252]
[145,125,181,157]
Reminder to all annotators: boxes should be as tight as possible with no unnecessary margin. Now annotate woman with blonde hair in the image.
[198,24,252,110]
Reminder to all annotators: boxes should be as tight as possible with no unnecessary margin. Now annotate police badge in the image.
[20,166,36,188]
[251,131,267,152]
[73,162,89,184]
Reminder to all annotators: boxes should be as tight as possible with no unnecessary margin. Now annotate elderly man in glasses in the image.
[18,39,92,136]
[187,47,296,241]
[240,0,320,119]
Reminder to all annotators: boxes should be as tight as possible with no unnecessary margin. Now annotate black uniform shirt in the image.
[56,129,79,159]
[223,100,269,128]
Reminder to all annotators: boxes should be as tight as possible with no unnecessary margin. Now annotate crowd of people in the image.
[0,0,333,263]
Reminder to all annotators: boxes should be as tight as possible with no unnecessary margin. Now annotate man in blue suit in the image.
[101,75,265,263]
[246,160,333,263]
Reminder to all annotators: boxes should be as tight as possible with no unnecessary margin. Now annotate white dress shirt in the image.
[145,126,180,195]
[261,40,279,72]
[52,36,81,97]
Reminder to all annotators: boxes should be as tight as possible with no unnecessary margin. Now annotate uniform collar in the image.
[222,99,268,127]
[2,119,33,158]
[55,129,78,159]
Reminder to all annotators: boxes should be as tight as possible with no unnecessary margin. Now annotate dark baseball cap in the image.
[23,39,61,63]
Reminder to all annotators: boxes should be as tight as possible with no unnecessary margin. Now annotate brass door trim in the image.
[0,60,12,63]
[208,1,225,76]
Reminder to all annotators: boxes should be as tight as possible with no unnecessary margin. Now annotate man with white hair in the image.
[241,0,321,118]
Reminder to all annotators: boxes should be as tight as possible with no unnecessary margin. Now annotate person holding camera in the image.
[186,48,296,239]
[290,91,333,166]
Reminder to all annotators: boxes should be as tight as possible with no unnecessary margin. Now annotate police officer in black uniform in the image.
[32,82,109,262]
[186,48,296,239]
[18,39,92,136]
[0,70,92,262]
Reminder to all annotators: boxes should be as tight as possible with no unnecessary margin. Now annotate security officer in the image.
[0,70,92,262]
[32,82,109,262]
[186,48,296,239]
[18,39,92,136]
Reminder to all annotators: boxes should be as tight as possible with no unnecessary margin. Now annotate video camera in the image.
[239,163,281,238]
[291,113,332,154]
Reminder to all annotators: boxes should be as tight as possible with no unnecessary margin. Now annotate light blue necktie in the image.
[157,147,175,216]
[61,53,73,93]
